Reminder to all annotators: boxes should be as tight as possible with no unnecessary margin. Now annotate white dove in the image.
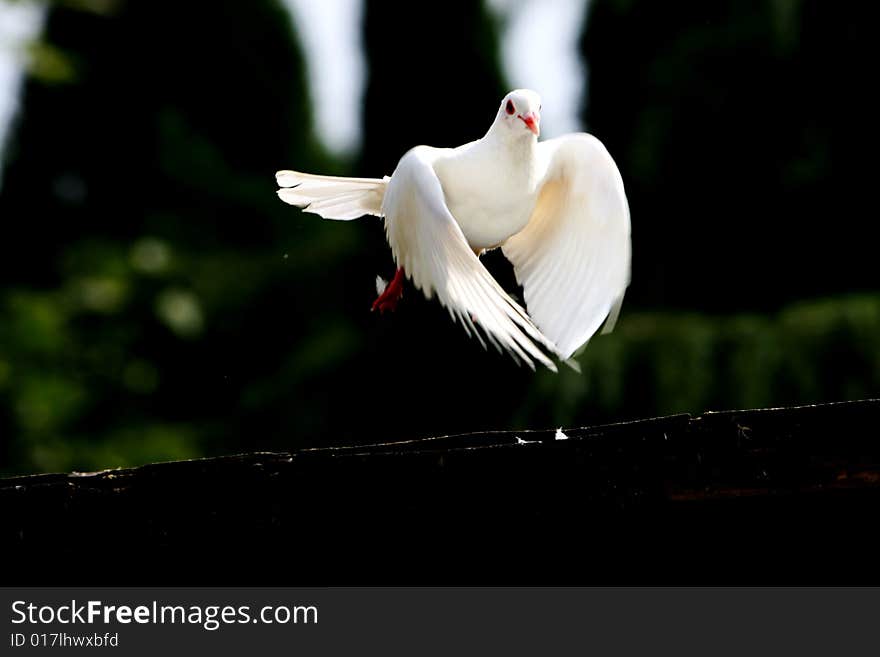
[276,89,631,371]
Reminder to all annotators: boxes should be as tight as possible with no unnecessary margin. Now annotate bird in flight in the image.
[276,89,630,372]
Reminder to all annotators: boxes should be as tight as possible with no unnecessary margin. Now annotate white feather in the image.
[275,89,631,370]
[502,134,631,359]
[382,147,559,371]
[275,170,389,220]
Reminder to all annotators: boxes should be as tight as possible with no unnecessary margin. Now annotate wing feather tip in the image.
[563,358,581,373]
[276,188,299,205]
[600,295,625,335]
[276,170,299,187]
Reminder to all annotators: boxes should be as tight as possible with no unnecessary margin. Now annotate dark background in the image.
[0,0,877,476]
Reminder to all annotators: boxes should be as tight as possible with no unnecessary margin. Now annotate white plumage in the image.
[276,89,631,371]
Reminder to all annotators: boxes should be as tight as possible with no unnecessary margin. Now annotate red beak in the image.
[518,112,539,136]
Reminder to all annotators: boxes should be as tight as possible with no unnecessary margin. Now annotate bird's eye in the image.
[505,100,515,115]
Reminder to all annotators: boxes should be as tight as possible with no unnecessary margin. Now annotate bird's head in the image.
[495,89,541,139]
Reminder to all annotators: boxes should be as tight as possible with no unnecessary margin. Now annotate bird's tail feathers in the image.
[276,170,389,220]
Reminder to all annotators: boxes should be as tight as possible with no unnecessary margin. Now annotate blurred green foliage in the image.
[519,295,880,428]
[0,0,877,476]
[583,0,880,310]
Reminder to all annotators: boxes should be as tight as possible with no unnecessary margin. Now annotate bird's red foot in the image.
[372,267,405,313]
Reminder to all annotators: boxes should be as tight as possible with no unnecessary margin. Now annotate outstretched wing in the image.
[502,134,631,359]
[384,147,559,371]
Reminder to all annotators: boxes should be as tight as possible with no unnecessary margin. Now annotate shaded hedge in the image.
[519,295,880,428]
[3,287,877,475]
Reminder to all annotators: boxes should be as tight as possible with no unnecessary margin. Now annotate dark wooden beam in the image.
[2,399,879,584]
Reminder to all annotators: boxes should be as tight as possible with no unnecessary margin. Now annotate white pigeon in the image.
[276,89,631,372]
